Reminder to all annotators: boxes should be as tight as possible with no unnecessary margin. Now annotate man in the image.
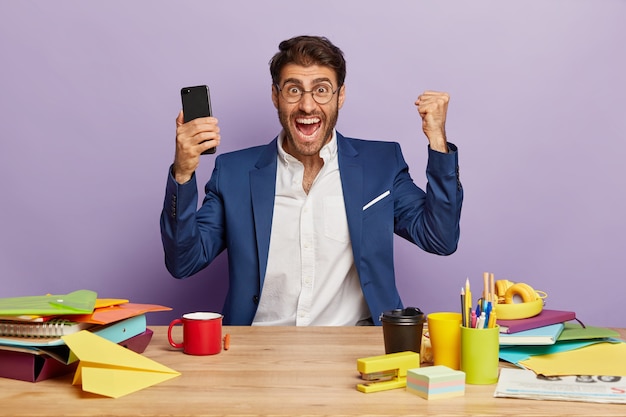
[160,35,463,326]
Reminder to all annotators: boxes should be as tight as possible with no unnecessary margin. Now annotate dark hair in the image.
[269,35,346,88]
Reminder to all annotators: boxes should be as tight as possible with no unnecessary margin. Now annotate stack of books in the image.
[0,290,171,382]
[497,309,579,346]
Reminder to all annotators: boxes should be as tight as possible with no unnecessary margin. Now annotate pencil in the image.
[483,272,489,306]
[465,278,472,327]
[461,287,466,327]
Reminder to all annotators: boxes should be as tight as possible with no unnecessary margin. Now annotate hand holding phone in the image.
[181,85,216,155]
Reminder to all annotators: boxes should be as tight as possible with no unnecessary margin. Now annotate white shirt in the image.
[252,130,370,326]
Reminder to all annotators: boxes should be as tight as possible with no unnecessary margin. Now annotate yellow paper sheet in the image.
[94,298,129,309]
[519,342,626,376]
[62,330,180,398]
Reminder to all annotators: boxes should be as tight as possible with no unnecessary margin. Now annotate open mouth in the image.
[295,117,322,139]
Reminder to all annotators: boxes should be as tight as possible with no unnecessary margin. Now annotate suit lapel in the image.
[249,135,365,283]
[337,134,363,267]
[250,139,279,287]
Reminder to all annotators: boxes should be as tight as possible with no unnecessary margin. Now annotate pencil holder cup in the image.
[460,325,500,385]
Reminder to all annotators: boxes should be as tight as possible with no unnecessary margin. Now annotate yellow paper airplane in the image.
[62,330,180,398]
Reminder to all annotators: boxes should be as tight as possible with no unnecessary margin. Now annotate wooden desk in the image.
[1,326,625,416]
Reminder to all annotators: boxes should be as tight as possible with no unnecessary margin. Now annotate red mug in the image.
[167,312,227,355]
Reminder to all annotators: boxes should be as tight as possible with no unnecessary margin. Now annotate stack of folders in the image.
[0,290,171,382]
[498,308,623,376]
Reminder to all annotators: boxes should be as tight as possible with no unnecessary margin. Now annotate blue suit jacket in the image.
[161,132,463,325]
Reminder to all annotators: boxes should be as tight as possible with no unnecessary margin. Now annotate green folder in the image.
[557,322,620,341]
[0,290,97,316]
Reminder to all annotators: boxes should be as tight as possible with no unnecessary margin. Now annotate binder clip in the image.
[356,351,420,393]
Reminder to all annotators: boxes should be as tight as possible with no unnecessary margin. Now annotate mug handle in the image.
[167,318,184,348]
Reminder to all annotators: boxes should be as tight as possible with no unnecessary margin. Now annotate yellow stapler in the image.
[356,351,420,393]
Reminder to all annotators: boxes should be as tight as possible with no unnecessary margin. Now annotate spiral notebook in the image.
[0,319,93,338]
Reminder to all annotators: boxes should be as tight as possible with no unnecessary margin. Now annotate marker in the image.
[476,312,486,329]
[484,301,492,328]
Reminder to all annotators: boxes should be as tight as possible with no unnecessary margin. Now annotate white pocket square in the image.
[363,190,390,211]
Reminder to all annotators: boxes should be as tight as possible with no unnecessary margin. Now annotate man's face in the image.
[272,63,345,161]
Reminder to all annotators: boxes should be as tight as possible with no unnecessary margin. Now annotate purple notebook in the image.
[497,309,577,334]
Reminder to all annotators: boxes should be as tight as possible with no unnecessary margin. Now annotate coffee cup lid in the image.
[380,307,425,324]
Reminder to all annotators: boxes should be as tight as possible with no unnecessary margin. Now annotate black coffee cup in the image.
[380,307,425,354]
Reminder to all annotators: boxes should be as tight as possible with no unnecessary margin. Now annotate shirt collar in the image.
[277,129,338,166]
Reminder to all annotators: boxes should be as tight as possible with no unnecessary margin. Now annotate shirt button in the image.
[252,295,259,304]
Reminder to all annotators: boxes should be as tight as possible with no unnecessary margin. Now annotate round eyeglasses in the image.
[275,83,339,104]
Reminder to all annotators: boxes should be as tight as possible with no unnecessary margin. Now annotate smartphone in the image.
[181,85,216,154]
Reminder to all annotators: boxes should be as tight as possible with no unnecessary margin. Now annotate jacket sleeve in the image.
[159,164,227,278]
[393,143,463,255]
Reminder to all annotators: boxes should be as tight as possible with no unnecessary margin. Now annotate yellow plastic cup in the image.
[460,325,500,384]
[427,312,462,370]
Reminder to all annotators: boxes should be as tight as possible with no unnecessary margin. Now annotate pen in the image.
[487,310,496,329]
[471,310,477,328]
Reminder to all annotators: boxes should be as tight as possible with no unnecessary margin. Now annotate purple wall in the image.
[1,1,624,326]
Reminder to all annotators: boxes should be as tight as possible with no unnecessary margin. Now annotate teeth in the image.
[296,117,320,124]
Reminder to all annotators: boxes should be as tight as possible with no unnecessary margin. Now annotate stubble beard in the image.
[278,105,339,159]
